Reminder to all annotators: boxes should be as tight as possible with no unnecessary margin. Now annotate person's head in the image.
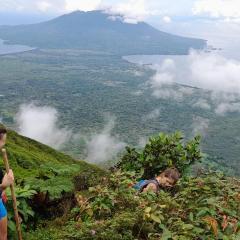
[157,167,180,187]
[0,127,7,149]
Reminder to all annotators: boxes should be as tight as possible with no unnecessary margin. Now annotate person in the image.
[0,127,14,240]
[134,167,180,193]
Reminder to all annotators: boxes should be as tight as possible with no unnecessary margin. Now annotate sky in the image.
[1,0,240,24]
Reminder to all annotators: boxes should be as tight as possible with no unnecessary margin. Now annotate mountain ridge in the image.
[0,10,206,55]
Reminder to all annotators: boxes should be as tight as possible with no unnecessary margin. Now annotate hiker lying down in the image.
[134,167,180,193]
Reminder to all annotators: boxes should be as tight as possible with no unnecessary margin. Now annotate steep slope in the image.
[0,10,206,55]
[0,126,104,199]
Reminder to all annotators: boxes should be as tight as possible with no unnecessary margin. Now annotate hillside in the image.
[0,127,239,239]
[0,125,105,199]
[23,132,239,240]
[0,10,206,55]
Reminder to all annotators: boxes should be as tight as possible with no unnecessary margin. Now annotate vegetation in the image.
[59,172,240,239]
[2,129,238,239]
[118,132,201,178]
[0,127,105,239]
[0,49,240,176]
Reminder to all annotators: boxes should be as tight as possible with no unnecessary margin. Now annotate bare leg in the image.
[0,217,7,240]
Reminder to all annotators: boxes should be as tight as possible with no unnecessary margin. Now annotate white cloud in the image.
[215,102,240,115]
[0,0,197,23]
[37,1,52,12]
[142,108,160,121]
[0,0,66,13]
[162,16,171,23]
[189,50,240,93]
[148,58,194,100]
[151,72,174,88]
[104,0,153,23]
[193,99,211,110]
[149,59,175,89]
[149,68,176,99]
[138,136,148,147]
[85,116,125,163]
[193,0,240,21]
[16,103,72,149]
[191,116,209,137]
[65,0,102,12]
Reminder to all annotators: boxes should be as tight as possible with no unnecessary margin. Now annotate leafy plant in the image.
[5,185,36,239]
[117,131,201,178]
[63,170,240,240]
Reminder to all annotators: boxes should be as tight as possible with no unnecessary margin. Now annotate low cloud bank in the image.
[149,58,194,101]
[147,50,240,115]
[193,99,211,110]
[16,103,72,149]
[85,116,126,163]
[191,116,209,137]
[189,50,240,93]
[15,104,126,163]
[142,108,161,121]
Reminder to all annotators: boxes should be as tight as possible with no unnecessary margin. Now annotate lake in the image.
[0,39,34,55]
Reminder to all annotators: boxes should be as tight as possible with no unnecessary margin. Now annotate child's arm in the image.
[142,183,157,193]
[0,170,14,191]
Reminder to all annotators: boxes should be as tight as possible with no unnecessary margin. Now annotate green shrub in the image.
[117,131,201,178]
[5,185,36,239]
[64,171,240,239]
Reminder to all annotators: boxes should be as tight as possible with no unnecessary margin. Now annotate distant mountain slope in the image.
[0,10,206,55]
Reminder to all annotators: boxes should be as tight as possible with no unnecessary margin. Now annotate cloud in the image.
[148,58,194,100]
[191,116,209,137]
[0,0,190,24]
[16,103,72,149]
[37,1,52,12]
[85,116,125,163]
[149,60,174,99]
[138,136,148,147]
[104,0,151,24]
[187,50,240,115]
[193,99,211,110]
[193,0,240,22]
[149,59,175,89]
[0,0,66,13]
[215,102,240,115]
[65,0,102,12]
[189,50,240,93]
[150,72,174,88]
[142,50,240,115]
[162,16,171,23]
[142,108,160,121]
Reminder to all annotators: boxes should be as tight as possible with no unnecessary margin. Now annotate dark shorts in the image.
[0,199,7,220]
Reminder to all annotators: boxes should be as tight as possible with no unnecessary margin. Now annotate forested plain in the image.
[0,49,240,175]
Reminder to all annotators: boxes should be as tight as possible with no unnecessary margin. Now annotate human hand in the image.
[2,169,14,188]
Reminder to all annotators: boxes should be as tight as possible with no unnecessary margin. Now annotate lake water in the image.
[0,39,34,55]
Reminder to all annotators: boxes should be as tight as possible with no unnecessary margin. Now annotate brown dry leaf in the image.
[235,193,240,201]
[221,215,228,231]
[231,218,238,233]
[203,216,218,237]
